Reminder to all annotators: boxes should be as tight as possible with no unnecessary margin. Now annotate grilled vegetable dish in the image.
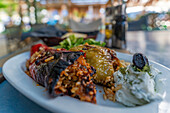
[26,43,163,107]
[26,44,97,103]
[70,44,122,85]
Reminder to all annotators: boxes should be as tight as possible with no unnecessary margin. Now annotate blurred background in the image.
[0,0,170,67]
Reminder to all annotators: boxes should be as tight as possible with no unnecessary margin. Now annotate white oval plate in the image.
[3,52,170,113]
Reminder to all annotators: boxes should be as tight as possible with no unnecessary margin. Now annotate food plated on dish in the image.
[113,53,163,106]
[70,44,122,85]
[26,44,97,103]
[3,49,169,113]
[25,36,164,107]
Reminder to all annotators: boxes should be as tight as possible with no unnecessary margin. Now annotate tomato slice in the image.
[31,44,48,56]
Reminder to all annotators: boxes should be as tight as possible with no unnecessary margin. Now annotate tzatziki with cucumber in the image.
[114,53,163,107]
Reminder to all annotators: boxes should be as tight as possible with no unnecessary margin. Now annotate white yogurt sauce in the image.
[114,64,163,107]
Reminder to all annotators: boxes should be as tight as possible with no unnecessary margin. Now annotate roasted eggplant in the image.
[27,44,97,103]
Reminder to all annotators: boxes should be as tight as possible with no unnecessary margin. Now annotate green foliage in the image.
[0,2,7,8]
[0,1,18,16]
